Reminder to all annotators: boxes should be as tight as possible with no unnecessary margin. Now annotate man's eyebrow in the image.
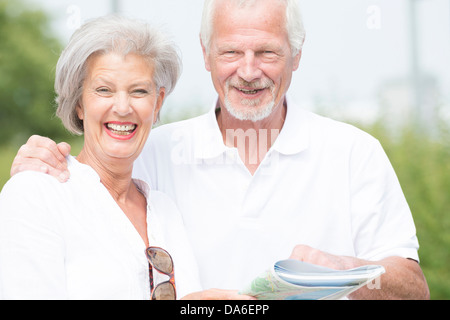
[130,81,153,87]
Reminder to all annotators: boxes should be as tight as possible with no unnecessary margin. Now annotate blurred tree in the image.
[0,0,72,146]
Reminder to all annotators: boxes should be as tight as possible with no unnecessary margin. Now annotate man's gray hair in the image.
[55,15,182,135]
[200,0,306,56]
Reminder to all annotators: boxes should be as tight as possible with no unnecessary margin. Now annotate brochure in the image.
[239,260,385,300]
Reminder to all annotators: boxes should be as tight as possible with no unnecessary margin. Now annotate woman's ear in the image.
[76,103,84,120]
[153,87,166,124]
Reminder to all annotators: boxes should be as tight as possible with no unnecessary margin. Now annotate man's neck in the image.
[216,99,287,175]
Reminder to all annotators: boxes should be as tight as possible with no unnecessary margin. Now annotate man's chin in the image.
[224,99,275,122]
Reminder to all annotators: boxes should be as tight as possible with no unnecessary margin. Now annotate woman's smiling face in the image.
[77,52,165,162]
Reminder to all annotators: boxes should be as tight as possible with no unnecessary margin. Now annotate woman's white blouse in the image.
[0,156,202,300]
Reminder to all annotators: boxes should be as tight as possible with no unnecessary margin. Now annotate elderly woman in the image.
[0,15,246,300]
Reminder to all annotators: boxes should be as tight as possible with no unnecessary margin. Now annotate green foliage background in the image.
[0,0,449,300]
[0,0,74,146]
[361,121,450,300]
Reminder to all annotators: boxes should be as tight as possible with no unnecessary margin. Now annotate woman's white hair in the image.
[200,0,306,56]
[55,15,182,135]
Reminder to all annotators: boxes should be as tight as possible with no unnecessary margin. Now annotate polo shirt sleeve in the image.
[349,136,420,262]
[0,172,67,299]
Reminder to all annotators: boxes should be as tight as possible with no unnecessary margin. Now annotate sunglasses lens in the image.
[147,247,173,274]
[152,282,176,300]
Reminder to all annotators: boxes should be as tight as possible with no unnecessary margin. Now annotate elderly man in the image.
[10,0,429,299]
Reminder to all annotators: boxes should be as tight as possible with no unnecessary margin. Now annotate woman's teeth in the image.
[106,123,137,135]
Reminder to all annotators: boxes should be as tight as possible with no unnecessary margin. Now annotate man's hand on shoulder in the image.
[10,135,71,182]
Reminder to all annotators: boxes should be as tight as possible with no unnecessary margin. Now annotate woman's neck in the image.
[76,146,149,248]
[76,148,135,204]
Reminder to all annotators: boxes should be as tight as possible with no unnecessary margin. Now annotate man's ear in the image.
[293,35,306,71]
[293,50,302,71]
[200,35,211,72]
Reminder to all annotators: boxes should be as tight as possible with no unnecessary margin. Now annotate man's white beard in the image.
[224,79,276,122]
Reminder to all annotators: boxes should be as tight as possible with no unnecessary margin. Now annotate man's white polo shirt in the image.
[133,98,420,290]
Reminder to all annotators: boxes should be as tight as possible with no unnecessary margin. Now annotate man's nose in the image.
[112,92,132,116]
[236,51,263,82]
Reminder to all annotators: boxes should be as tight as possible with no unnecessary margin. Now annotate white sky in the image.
[24,0,450,122]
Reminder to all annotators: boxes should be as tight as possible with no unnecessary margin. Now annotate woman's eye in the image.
[96,87,111,95]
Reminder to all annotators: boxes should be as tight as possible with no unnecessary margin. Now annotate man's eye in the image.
[132,89,148,95]
[222,51,237,56]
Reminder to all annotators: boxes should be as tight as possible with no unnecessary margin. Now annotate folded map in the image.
[239,260,386,300]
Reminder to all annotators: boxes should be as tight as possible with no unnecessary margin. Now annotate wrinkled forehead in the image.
[213,0,287,15]
[216,0,286,8]
[211,0,289,40]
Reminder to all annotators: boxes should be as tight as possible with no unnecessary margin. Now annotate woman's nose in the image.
[112,92,132,116]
